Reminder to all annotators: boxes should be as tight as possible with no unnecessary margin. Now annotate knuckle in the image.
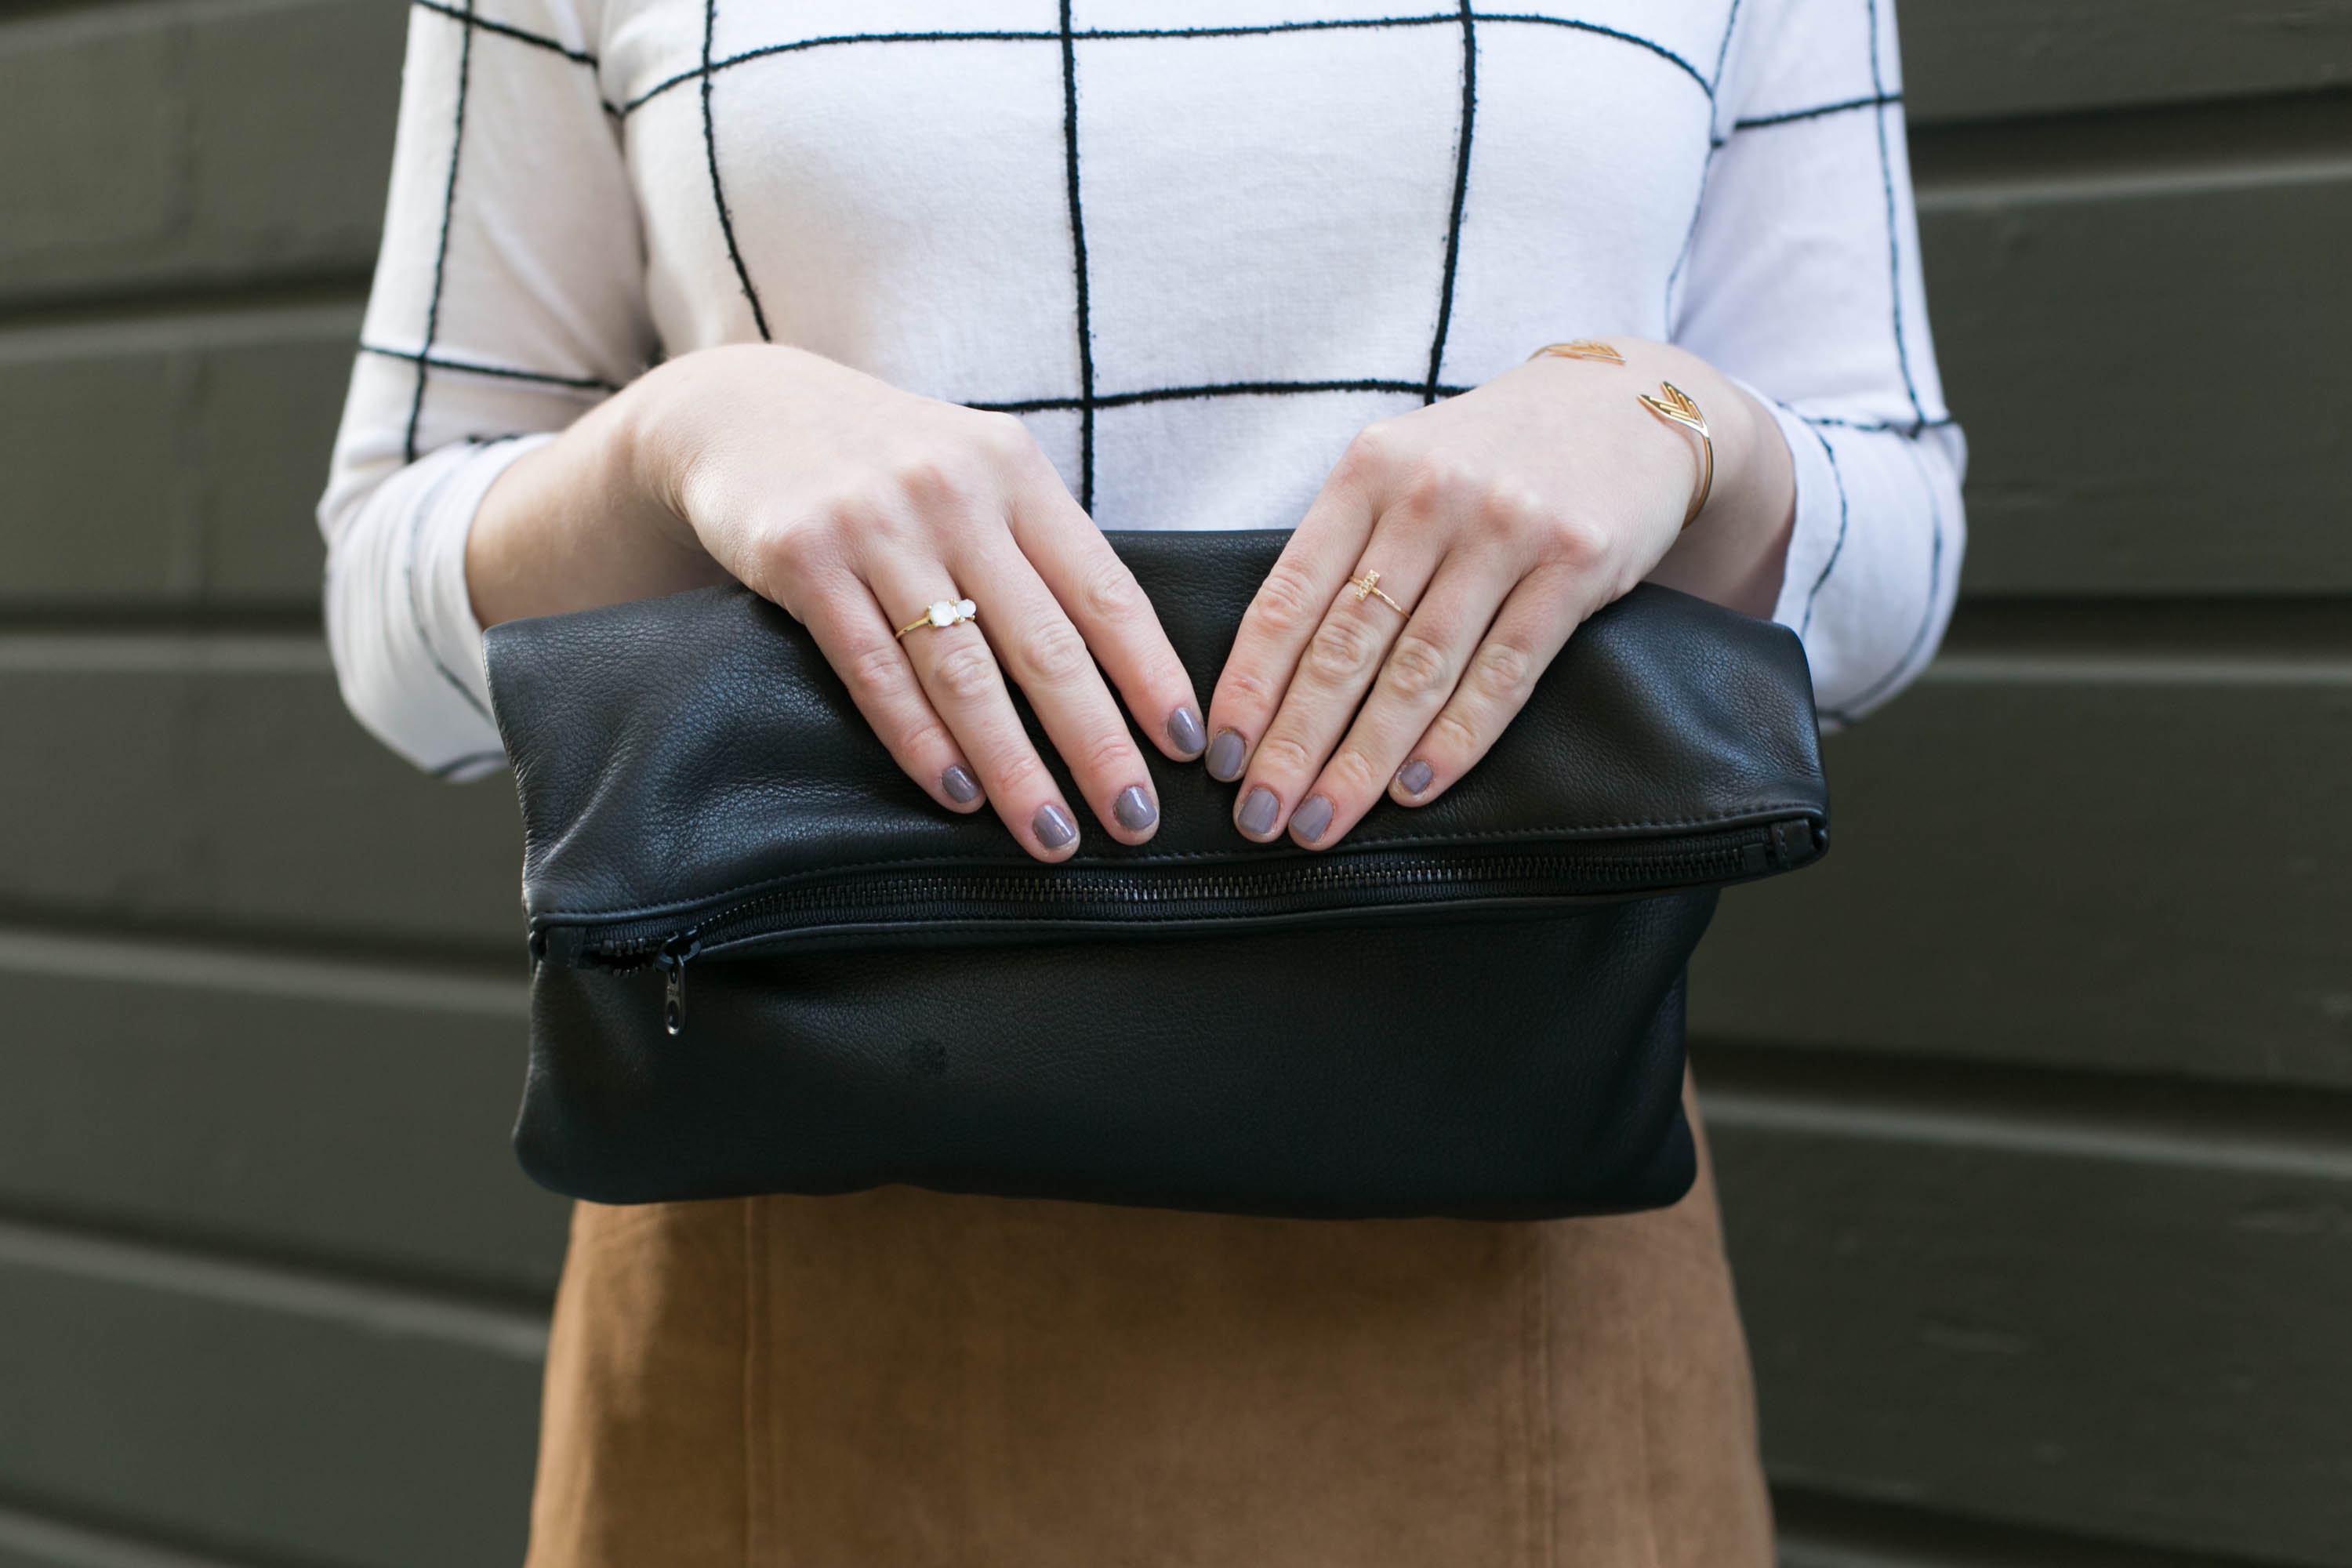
[1467,639,1537,703]
[760,520,831,585]
[1022,618,1097,685]
[1401,458,1474,514]
[978,742,1048,792]
[1549,515,1612,568]
[890,452,971,510]
[1250,729,1319,779]
[1076,559,1148,626]
[1216,664,1280,712]
[1250,562,1325,635]
[1301,614,1381,684]
[1339,421,1399,479]
[1074,728,1137,781]
[900,717,956,760]
[971,410,1035,463]
[821,478,896,533]
[931,638,1002,704]
[842,638,906,697]
[1379,633,1454,703]
[1428,704,1484,756]
[1323,746,1385,797]
[1474,482,1544,540]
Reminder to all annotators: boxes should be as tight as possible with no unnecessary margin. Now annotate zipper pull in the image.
[655,931,702,1036]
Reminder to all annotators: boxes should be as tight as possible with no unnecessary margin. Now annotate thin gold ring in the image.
[1636,382,1714,529]
[1347,569,1409,616]
[895,597,978,640]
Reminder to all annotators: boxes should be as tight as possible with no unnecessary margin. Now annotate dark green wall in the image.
[0,2,2344,1563]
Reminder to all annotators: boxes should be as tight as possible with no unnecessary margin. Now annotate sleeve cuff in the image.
[412,434,558,773]
[1757,398,1842,641]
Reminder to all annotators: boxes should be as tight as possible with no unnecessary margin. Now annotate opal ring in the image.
[895,597,978,640]
[1347,569,1409,616]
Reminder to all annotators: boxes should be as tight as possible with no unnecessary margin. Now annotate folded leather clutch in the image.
[485,530,1828,1221]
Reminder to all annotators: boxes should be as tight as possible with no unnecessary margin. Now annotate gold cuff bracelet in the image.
[1636,382,1712,530]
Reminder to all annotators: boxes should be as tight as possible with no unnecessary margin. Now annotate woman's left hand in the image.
[1203,336,1796,848]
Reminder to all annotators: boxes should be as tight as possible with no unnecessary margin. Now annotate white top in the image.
[321,0,1965,780]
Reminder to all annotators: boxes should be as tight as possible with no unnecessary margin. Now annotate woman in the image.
[323,0,1962,1560]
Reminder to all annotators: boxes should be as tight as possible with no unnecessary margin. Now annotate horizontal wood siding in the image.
[0,0,401,305]
[0,928,562,1296]
[0,654,521,946]
[1702,1055,2352,1566]
[0,1221,540,1567]
[1692,658,2352,1090]
[0,303,359,608]
[0,0,2342,1562]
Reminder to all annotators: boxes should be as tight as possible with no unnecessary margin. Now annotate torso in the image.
[596,0,1726,525]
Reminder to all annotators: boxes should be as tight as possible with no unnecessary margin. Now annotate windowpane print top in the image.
[320,0,1965,779]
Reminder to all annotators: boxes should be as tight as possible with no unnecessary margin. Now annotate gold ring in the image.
[1347,569,1409,616]
[1529,339,1625,365]
[1636,382,1713,529]
[895,597,978,640]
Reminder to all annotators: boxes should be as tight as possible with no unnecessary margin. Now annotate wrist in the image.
[1577,339,1792,618]
[466,357,731,629]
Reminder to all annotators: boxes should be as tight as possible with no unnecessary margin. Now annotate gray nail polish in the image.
[1290,795,1334,843]
[942,764,981,804]
[1238,787,1280,837]
[1397,759,1435,796]
[1206,729,1247,782]
[1167,706,1207,758]
[1112,785,1158,832]
[1033,802,1077,849]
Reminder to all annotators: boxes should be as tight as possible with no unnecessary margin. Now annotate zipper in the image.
[555,818,1819,1035]
[652,931,702,1037]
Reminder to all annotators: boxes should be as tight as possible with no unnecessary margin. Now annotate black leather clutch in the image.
[484,531,1827,1221]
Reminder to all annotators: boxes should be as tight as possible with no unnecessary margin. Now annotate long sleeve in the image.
[1673,0,1965,725]
[318,0,649,778]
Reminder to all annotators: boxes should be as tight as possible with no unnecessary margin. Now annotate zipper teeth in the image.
[578,840,1766,967]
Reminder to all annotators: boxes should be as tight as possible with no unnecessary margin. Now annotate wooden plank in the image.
[0,0,402,303]
[1701,1061,2352,1566]
[1902,0,2352,126]
[0,1498,268,1568]
[1917,151,2352,594]
[0,1218,541,1568]
[0,303,359,609]
[1690,655,2352,1091]
[0,640,521,949]
[0,926,564,1298]
[1774,1486,2288,1568]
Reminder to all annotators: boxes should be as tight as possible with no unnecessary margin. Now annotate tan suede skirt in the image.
[523,1083,1772,1566]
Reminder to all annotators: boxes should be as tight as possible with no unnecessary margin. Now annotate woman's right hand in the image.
[466,344,1205,862]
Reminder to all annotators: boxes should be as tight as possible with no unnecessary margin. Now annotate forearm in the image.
[466,359,730,630]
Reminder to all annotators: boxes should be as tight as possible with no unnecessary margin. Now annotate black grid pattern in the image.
[402,0,475,464]
[369,0,1954,715]
[666,2,1722,511]
[1865,0,1928,428]
[372,0,1915,448]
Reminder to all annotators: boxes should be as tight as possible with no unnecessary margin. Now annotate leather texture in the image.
[485,531,1828,1220]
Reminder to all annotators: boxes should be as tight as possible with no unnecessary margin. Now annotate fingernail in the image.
[1207,729,1247,782]
[1112,784,1158,832]
[1397,759,1435,796]
[1167,706,1206,758]
[1033,803,1077,849]
[1290,795,1334,843]
[1238,787,1280,838]
[942,765,981,804]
